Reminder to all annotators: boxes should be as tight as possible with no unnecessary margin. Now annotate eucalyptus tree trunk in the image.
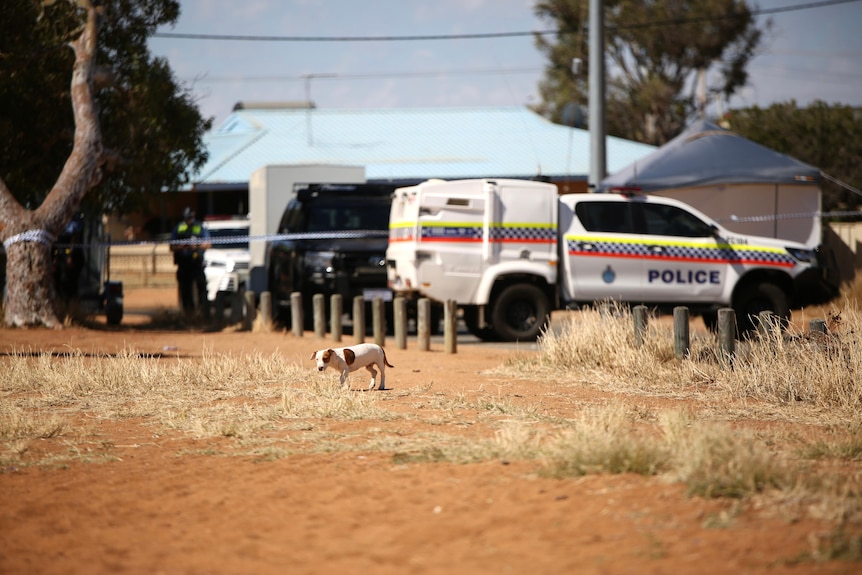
[0,3,104,328]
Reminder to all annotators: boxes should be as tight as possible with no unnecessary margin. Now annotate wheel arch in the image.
[731,269,794,309]
[487,272,556,309]
[474,261,556,306]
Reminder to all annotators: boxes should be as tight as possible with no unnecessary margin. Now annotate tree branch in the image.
[38,0,104,234]
[0,176,26,235]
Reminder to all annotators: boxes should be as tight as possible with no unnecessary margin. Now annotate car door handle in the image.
[649,245,665,254]
[579,242,596,251]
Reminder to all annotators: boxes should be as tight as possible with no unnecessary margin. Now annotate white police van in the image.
[387,178,821,341]
[202,217,251,304]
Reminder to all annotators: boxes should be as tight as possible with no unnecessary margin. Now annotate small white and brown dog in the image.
[309,343,394,390]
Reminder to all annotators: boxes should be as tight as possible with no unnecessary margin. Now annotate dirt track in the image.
[0,288,858,574]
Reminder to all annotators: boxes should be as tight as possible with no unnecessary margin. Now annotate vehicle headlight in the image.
[305,250,335,273]
[786,247,815,263]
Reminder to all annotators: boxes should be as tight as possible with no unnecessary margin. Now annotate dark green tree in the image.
[0,0,211,327]
[728,101,862,214]
[533,0,765,145]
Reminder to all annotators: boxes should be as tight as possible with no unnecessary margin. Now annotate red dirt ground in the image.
[0,289,858,575]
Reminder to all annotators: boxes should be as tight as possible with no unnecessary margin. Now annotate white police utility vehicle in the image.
[202,217,251,304]
[386,178,821,341]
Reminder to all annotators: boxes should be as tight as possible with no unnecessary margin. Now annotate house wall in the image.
[826,221,862,284]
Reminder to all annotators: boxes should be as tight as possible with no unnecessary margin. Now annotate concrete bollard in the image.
[353,295,365,344]
[243,290,257,332]
[290,292,303,338]
[633,305,648,348]
[444,299,457,354]
[313,293,326,339]
[809,318,827,334]
[330,294,343,342]
[417,298,431,352]
[757,310,776,341]
[257,291,272,332]
[372,297,386,347]
[673,306,690,359]
[717,308,736,368]
[394,297,407,350]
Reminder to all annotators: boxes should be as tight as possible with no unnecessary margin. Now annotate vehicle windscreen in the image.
[306,201,391,233]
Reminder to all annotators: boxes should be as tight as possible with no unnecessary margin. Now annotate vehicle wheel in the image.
[429,303,444,335]
[274,305,291,328]
[489,284,550,342]
[734,282,790,334]
[106,305,123,326]
[462,305,498,341]
[701,311,718,332]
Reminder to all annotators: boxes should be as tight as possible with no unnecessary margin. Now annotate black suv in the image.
[266,183,395,328]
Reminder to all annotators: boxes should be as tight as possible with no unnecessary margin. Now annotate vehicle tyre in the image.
[462,305,499,341]
[734,282,790,334]
[274,305,291,328]
[489,283,550,342]
[429,303,444,335]
[701,311,718,332]
[106,304,123,326]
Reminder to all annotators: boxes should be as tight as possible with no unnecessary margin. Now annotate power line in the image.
[152,0,861,43]
[187,67,543,84]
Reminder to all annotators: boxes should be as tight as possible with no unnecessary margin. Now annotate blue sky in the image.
[148,0,862,126]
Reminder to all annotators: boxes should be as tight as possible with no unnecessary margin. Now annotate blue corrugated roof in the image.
[193,106,655,186]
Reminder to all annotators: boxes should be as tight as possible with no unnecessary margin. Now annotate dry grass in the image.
[2,283,862,553]
[520,299,862,416]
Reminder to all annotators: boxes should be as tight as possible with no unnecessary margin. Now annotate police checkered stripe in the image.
[490,227,556,241]
[659,244,737,260]
[733,248,796,265]
[567,240,651,257]
[418,225,555,242]
[566,239,796,266]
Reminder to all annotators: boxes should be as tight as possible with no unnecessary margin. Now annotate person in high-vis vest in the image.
[170,207,212,318]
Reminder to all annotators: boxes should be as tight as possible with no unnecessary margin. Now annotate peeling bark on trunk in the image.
[0,2,103,329]
[4,239,61,329]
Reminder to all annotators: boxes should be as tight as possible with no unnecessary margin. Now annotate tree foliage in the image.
[0,0,211,213]
[533,0,765,146]
[0,0,211,328]
[727,101,862,214]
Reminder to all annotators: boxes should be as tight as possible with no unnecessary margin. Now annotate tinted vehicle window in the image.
[638,203,714,237]
[306,201,391,232]
[278,201,304,233]
[575,202,633,233]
